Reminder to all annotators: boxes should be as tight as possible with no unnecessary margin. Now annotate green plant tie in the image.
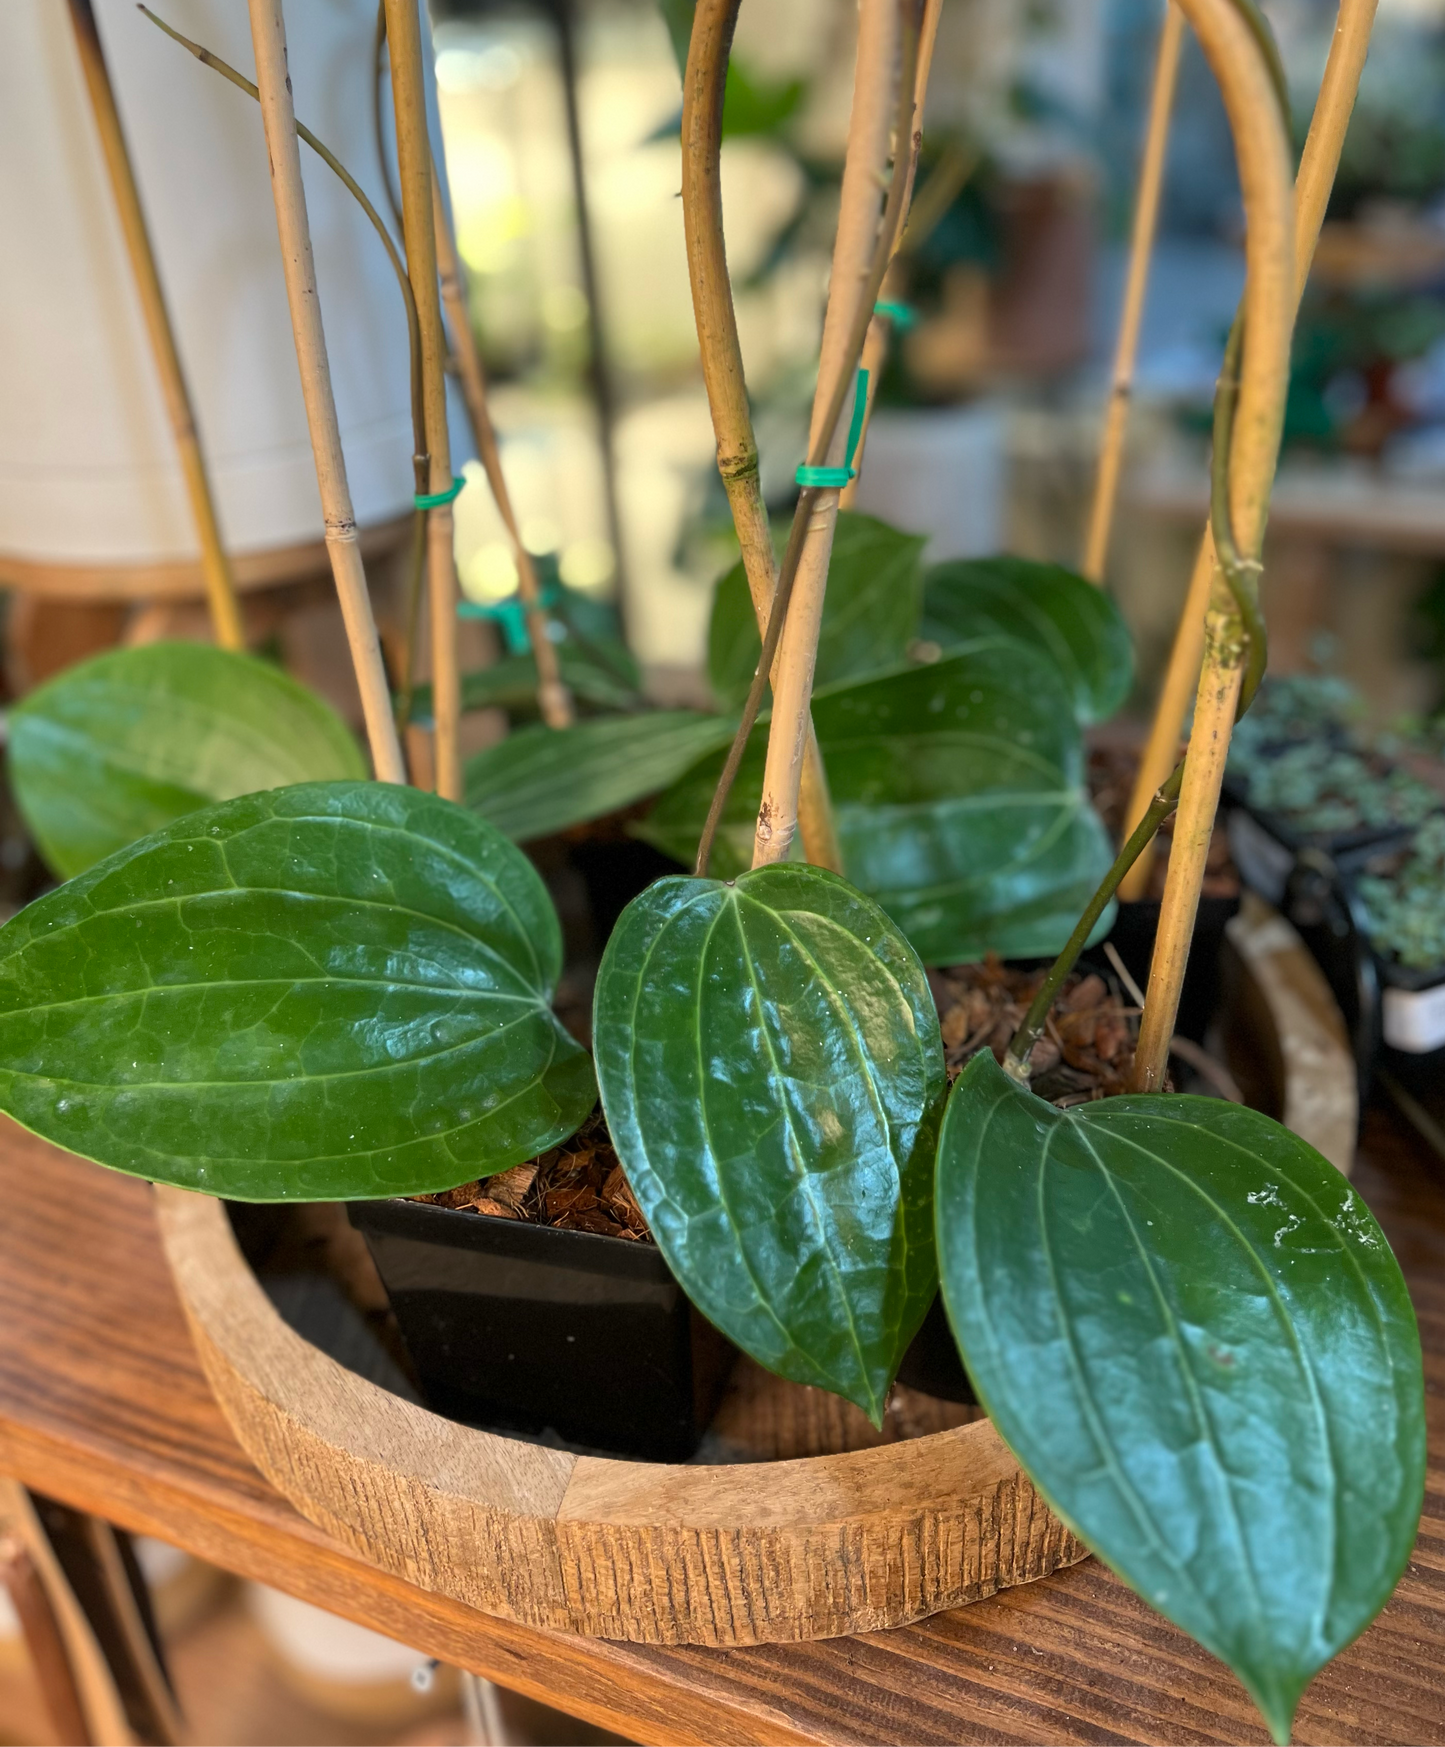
[795,368,870,489]
[457,578,563,656]
[874,299,917,330]
[415,476,465,510]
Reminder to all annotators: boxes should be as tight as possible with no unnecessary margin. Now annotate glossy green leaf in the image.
[921,556,1134,724]
[594,862,944,1419]
[708,512,926,708]
[465,712,734,843]
[0,782,595,1200]
[936,1050,1426,1744]
[9,641,366,879]
[639,643,1116,962]
[656,0,694,75]
[408,641,642,723]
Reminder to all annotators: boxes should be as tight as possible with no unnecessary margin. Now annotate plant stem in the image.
[372,1,406,239]
[67,0,245,653]
[752,0,921,870]
[1005,761,1184,1079]
[1130,0,1296,1092]
[1081,3,1184,584]
[693,2,923,877]
[395,508,428,742]
[680,0,840,872]
[839,0,944,507]
[429,169,574,729]
[141,6,430,763]
[139,10,429,492]
[245,0,406,784]
[382,0,463,802]
[1116,0,1379,902]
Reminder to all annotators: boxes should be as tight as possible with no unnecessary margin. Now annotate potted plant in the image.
[0,2,1425,1742]
[1353,812,1445,1052]
[1224,672,1442,903]
[1284,808,1445,1099]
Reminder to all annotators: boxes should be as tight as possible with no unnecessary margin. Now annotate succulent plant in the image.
[1358,813,1445,972]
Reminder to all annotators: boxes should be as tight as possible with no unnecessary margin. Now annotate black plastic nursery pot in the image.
[895,1292,976,1404]
[347,1195,736,1463]
[1283,845,1445,1098]
[1101,894,1240,1045]
[1222,779,1416,910]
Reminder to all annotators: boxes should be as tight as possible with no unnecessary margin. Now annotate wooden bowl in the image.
[155,1181,1086,1646]
[154,899,1354,1648]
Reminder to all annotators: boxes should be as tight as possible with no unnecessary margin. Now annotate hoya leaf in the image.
[708,512,926,708]
[922,556,1134,724]
[936,1050,1426,1745]
[465,712,735,843]
[721,64,806,138]
[639,643,1115,961]
[594,863,944,1419]
[656,0,694,75]
[0,782,596,1200]
[9,642,367,879]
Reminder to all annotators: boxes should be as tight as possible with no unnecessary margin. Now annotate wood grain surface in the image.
[1,1112,1441,1744]
[154,1184,1083,1646]
[0,517,410,602]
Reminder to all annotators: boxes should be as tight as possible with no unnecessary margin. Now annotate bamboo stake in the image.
[382,0,462,801]
[66,0,245,652]
[753,0,910,869]
[1130,0,1297,1090]
[691,8,922,878]
[430,170,574,729]
[372,2,405,238]
[1117,0,1380,901]
[139,6,430,764]
[838,0,944,510]
[680,0,840,872]
[246,0,406,783]
[1080,4,1185,583]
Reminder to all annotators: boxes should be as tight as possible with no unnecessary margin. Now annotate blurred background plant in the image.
[414,0,1445,739]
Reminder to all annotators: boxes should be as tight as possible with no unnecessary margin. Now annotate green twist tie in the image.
[795,368,870,489]
[457,577,563,656]
[874,299,917,330]
[415,475,465,510]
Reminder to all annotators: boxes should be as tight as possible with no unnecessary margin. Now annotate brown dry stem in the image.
[1118,0,1381,901]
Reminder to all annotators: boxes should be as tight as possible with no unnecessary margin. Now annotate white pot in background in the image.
[245,1583,457,1728]
[852,400,1007,560]
[0,0,462,589]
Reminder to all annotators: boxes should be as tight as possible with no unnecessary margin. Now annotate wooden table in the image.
[1,1113,1442,1747]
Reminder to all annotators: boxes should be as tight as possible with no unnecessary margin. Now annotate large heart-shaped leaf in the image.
[0,782,595,1200]
[936,1049,1426,1744]
[639,643,1116,962]
[922,556,1134,723]
[594,862,944,1419]
[9,641,366,879]
[465,712,735,843]
[708,511,926,708]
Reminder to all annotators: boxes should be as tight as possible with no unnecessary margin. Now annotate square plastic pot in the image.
[347,1197,734,1463]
